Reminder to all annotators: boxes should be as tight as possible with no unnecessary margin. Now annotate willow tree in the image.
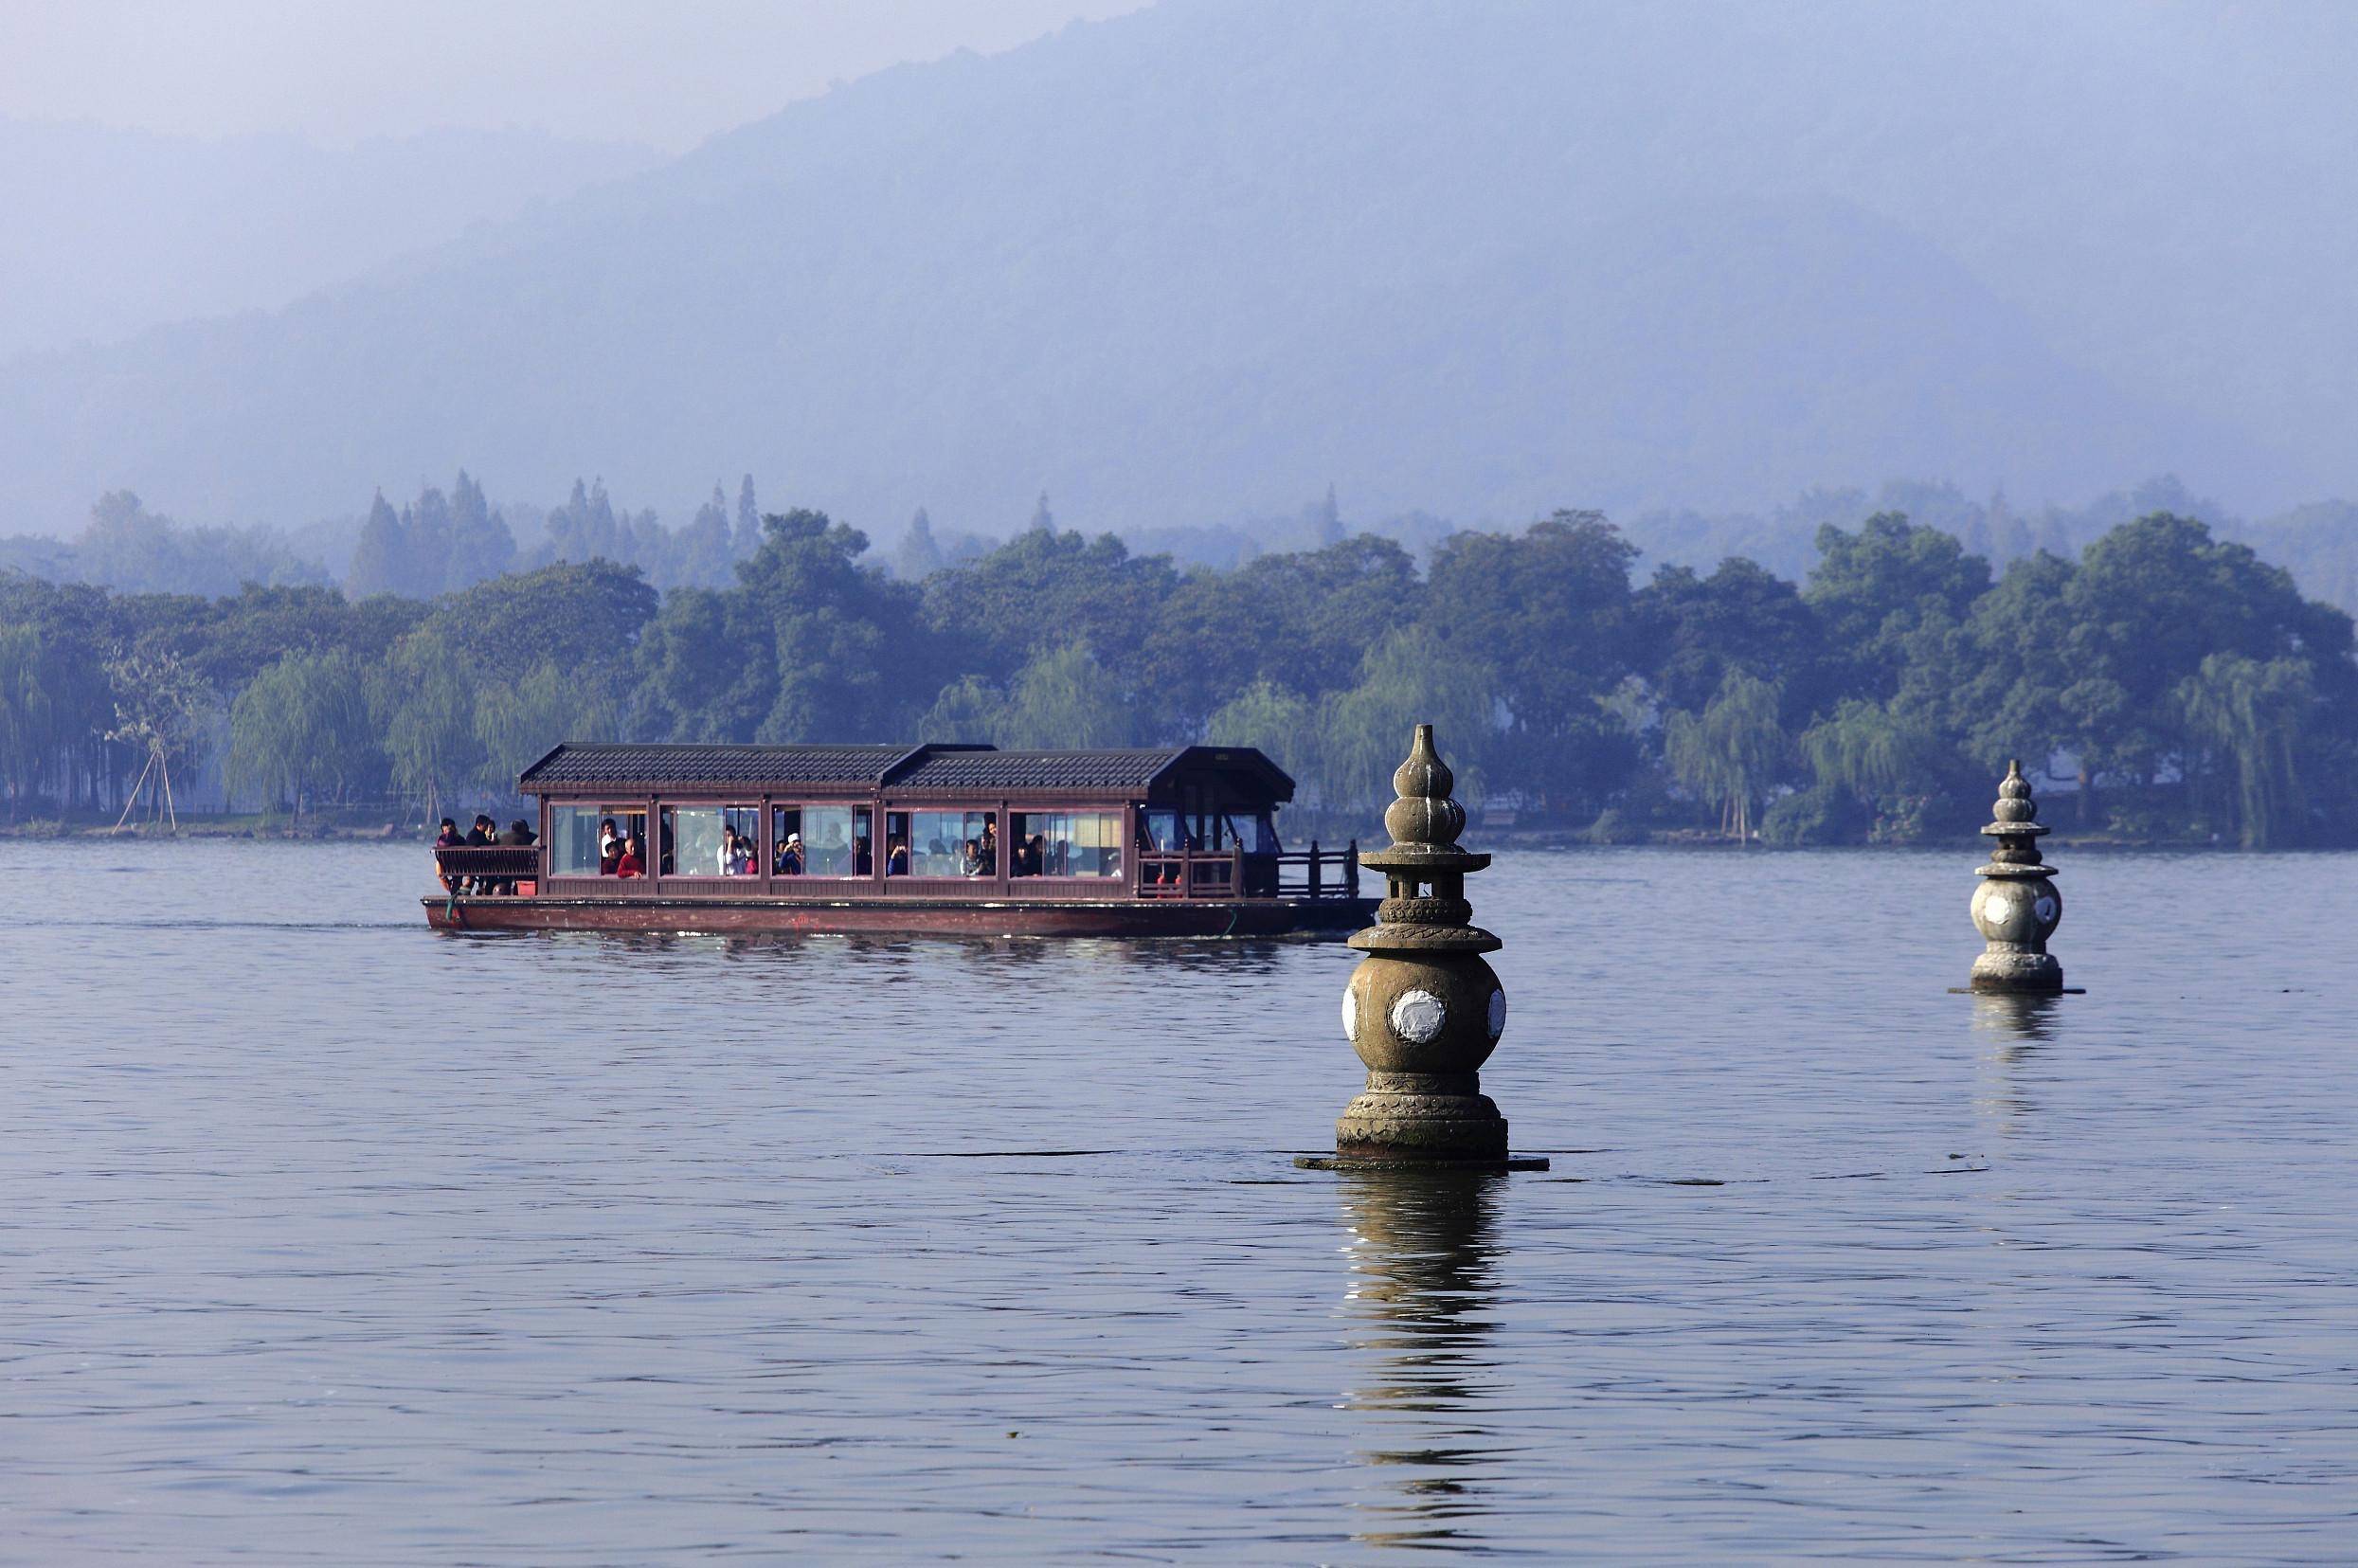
[374,627,481,824]
[993,642,1140,749]
[1205,679,1319,795]
[474,659,616,796]
[1664,668,1785,840]
[1318,627,1498,815]
[225,648,374,824]
[2177,652,2313,848]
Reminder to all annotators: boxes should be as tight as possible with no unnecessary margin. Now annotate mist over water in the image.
[4,839,2350,1559]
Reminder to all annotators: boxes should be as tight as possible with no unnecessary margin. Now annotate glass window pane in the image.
[549,805,602,874]
[721,805,761,875]
[907,809,996,876]
[1011,809,1124,877]
[801,806,871,877]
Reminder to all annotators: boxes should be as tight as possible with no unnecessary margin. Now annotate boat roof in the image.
[518,742,1293,800]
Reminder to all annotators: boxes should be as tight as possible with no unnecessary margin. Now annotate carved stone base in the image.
[1295,1152,1550,1172]
[1334,1072,1509,1161]
[1970,948,2065,993]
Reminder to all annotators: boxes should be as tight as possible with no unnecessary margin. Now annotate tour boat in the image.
[424,742,1370,936]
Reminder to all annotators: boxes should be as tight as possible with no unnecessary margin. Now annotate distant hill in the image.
[2,0,2353,536]
[0,118,657,359]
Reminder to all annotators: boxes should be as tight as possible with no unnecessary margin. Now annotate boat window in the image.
[906,809,995,876]
[1142,808,1184,852]
[1011,809,1124,877]
[549,805,603,874]
[551,806,642,874]
[801,805,871,877]
[1234,811,1281,855]
[657,805,759,876]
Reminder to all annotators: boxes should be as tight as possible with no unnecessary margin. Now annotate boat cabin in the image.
[427,742,1365,936]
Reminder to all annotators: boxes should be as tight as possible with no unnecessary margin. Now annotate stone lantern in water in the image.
[1300,725,1545,1172]
[1967,759,2069,994]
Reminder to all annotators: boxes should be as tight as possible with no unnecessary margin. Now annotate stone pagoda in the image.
[1301,725,1543,1172]
[1968,759,2067,994]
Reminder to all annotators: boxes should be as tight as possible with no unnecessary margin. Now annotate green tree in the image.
[226,648,376,821]
[1318,628,1498,813]
[1806,512,1992,698]
[1205,679,1319,788]
[2175,653,2314,848]
[476,659,616,794]
[1663,669,1785,840]
[374,628,480,822]
[993,643,1141,748]
[1424,511,1641,810]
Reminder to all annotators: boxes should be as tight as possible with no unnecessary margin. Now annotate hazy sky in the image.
[0,0,1149,152]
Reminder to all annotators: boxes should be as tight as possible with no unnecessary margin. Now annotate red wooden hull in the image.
[423,893,1372,938]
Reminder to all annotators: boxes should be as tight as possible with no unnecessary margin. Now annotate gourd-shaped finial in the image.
[1382,724,1467,852]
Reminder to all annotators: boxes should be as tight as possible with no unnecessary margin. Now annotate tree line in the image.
[3,505,2353,847]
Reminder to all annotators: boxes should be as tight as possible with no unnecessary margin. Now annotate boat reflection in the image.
[1336,1169,1508,1552]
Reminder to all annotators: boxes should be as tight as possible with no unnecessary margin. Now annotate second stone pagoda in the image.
[1317,724,1542,1171]
[1968,758,2068,993]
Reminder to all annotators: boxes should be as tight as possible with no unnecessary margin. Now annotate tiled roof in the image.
[519,743,914,788]
[885,748,1189,793]
[518,742,1293,799]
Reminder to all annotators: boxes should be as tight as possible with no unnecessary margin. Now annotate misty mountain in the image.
[0,118,657,358]
[2,0,2352,538]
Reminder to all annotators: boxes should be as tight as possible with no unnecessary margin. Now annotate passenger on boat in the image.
[775,832,803,876]
[1031,834,1051,876]
[616,833,645,878]
[979,819,999,874]
[887,838,910,875]
[494,818,537,894]
[434,818,462,892]
[719,826,742,876]
[599,818,621,874]
[961,838,985,876]
[457,814,496,892]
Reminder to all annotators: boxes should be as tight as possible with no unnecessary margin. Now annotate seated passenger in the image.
[887,838,910,875]
[466,814,495,846]
[719,826,742,876]
[776,832,804,876]
[855,839,873,875]
[616,833,645,878]
[495,818,537,895]
[434,818,462,892]
[1030,834,1050,875]
[599,818,621,874]
[961,837,984,876]
[978,821,999,874]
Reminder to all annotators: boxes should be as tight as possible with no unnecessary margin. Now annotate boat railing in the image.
[1136,840,1359,900]
[434,845,541,891]
[1274,840,1360,900]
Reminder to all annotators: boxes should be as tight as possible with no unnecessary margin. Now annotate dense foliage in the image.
[4,506,2353,847]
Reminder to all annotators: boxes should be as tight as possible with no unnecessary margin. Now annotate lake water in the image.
[2,838,2352,1562]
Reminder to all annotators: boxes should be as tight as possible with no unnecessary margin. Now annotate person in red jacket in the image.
[615,833,645,878]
